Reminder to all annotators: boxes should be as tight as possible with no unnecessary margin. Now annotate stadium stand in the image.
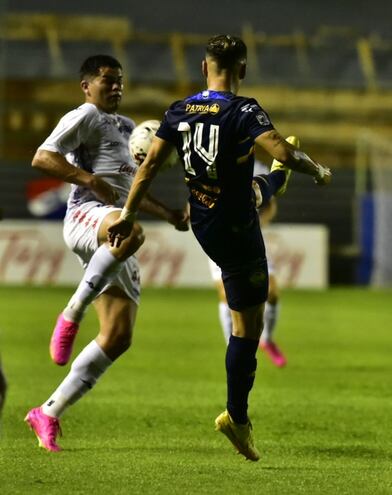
[1,14,392,89]
[1,12,392,283]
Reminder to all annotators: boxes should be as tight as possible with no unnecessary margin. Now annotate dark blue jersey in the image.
[156,90,274,230]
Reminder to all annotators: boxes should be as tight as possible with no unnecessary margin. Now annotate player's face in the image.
[83,66,123,113]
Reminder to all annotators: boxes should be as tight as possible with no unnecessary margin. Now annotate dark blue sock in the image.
[225,335,259,424]
[253,170,286,203]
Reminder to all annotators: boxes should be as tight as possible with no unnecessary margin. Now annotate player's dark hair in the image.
[205,35,247,69]
[79,55,122,80]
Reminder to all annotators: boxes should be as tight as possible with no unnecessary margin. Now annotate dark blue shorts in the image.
[193,214,269,311]
[221,258,269,311]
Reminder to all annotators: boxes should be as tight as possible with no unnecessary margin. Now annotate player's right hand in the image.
[167,208,190,231]
[89,175,120,204]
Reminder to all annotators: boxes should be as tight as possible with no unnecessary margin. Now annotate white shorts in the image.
[208,254,274,283]
[63,201,140,304]
[208,257,222,283]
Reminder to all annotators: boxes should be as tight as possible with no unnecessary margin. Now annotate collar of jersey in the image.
[186,90,234,102]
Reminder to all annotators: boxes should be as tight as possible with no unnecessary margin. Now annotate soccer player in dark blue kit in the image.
[108,34,331,461]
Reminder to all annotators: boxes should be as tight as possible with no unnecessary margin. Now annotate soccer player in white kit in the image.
[24,55,188,452]
[208,160,287,367]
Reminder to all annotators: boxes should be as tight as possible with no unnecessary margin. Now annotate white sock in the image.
[42,340,112,418]
[63,244,124,323]
[218,302,232,345]
[260,302,280,343]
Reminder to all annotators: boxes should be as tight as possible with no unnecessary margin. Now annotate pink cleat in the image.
[50,314,79,366]
[24,407,62,452]
[259,340,287,367]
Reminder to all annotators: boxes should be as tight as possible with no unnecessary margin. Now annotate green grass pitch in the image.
[0,286,391,494]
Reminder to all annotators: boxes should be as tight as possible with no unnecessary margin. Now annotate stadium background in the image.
[1,0,392,286]
[1,3,392,494]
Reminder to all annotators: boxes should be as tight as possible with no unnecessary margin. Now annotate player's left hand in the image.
[314,165,332,186]
[107,218,134,247]
[167,209,190,231]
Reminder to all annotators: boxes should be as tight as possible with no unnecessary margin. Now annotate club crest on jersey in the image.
[185,103,220,114]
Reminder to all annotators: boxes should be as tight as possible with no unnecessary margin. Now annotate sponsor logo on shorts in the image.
[249,270,267,287]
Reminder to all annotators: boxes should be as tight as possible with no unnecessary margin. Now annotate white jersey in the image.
[39,102,138,210]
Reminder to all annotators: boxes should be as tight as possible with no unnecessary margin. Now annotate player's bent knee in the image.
[231,304,264,340]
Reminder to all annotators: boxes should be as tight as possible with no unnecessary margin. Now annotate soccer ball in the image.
[129,119,178,171]
[129,120,160,166]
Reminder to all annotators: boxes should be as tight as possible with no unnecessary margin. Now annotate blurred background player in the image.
[208,160,286,367]
[25,54,188,452]
[107,34,331,461]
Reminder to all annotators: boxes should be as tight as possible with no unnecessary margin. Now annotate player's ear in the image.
[80,80,90,96]
[202,59,208,78]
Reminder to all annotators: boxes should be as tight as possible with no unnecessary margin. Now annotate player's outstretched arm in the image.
[255,130,331,185]
[32,149,119,204]
[108,136,173,247]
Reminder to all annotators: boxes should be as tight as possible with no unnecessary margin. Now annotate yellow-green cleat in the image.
[271,135,300,196]
[215,410,260,461]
